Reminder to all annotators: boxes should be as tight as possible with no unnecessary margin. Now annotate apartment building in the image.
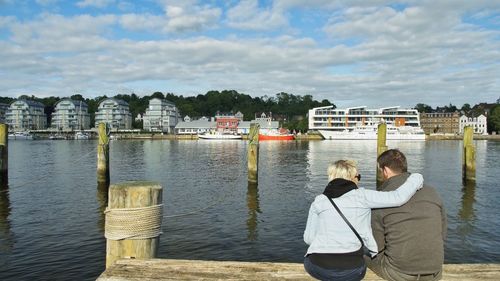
[51,98,91,131]
[6,99,47,131]
[94,98,132,130]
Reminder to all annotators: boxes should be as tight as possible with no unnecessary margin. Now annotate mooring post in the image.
[248,124,260,184]
[462,126,476,182]
[105,181,163,268]
[376,123,388,183]
[0,124,8,186]
[97,123,110,186]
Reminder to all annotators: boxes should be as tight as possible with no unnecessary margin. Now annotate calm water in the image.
[0,139,499,280]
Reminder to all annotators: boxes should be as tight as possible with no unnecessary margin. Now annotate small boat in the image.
[259,128,295,141]
[49,134,66,140]
[74,131,90,140]
[8,131,34,140]
[198,131,242,140]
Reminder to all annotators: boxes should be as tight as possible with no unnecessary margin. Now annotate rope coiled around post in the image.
[105,204,163,240]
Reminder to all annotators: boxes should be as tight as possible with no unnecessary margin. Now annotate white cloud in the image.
[119,13,165,31]
[226,0,288,30]
[76,0,115,8]
[163,3,221,32]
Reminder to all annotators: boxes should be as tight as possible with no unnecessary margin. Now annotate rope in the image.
[105,204,163,240]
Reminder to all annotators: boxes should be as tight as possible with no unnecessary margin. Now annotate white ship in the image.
[308,106,425,140]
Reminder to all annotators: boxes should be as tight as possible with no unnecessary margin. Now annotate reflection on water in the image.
[0,187,14,260]
[96,183,109,233]
[246,183,260,241]
[459,180,476,221]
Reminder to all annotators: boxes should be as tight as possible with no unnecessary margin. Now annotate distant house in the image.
[6,99,47,131]
[143,98,180,133]
[175,116,215,135]
[51,98,91,131]
[237,114,279,134]
[420,112,460,134]
[460,114,488,135]
[94,98,132,130]
[0,103,9,124]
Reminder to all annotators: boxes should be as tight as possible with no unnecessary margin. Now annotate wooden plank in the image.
[97,259,500,281]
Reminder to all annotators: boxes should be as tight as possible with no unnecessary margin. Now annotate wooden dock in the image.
[97,259,500,280]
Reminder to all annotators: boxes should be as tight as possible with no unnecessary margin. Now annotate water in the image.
[0,139,499,280]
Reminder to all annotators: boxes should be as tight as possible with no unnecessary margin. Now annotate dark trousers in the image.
[365,254,442,281]
[304,256,366,281]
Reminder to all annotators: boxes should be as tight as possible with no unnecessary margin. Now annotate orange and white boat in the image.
[259,128,295,141]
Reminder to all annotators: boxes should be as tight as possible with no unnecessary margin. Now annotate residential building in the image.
[94,98,132,130]
[175,116,215,134]
[238,113,279,134]
[460,114,488,135]
[51,99,91,131]
[0,103,9,123]
[143,98,180,133]
[6,99,47,131]
[420,112,460,134]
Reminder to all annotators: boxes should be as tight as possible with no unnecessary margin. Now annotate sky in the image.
[0,0,499,108]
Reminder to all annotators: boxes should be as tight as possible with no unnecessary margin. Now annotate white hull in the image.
[74,132,90,140]
[198,133,242,140]
[8,133,33,140]
[319,130,426,140]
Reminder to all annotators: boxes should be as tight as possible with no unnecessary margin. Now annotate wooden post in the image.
[105,181,163,268]
[462,126,476,182]
[97,123,110,186]
[0,124,7,186]
[376,123,388,183]
[248,124,260,184]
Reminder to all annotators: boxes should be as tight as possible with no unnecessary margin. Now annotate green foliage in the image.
[415,103,433,113]
[488,105,500,134]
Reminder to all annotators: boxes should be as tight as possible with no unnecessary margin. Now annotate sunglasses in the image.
[355,174,361,181]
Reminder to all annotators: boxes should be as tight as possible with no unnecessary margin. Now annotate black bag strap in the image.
[327,197,365,247]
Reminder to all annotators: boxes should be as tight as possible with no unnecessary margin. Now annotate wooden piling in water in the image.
[248,124,260,184]
[105,181,163,268]
[97,123,110,186]
[0,124,7,186]
[376,123,388,183]
[463,126,476,182]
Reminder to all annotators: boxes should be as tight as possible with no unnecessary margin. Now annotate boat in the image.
[259,128,295,141]
[49,134,66,140]
[198,131,242,140]
[8,131,33,140]
[309,105,426,140]
[318,123,425,140]
[74,131,90,140]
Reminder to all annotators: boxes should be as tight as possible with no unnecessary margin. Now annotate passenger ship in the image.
[308,106,425,140]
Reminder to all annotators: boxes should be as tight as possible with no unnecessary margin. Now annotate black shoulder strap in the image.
[328,197,364,247]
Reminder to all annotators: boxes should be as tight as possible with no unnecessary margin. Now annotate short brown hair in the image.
[377,149,407,173]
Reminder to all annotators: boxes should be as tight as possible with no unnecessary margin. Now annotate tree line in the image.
[0,90,333,132]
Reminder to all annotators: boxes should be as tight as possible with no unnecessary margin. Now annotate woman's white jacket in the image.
[304,173,423,257]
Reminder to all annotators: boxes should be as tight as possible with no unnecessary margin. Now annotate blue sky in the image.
[0,0,499,108]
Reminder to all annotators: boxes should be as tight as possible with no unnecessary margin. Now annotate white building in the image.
[143,98,180,133]
[6,99,47,131]
[94,98,132,130]
[51,99,91,131]
[175,116,215,134]
[459,114,488,135]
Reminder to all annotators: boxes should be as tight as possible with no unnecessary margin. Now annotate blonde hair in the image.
[327,160,358,182]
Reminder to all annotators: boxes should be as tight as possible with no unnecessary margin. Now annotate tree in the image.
[461,103,471,113]
[415,103,433,113]
[487,104,500,134]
